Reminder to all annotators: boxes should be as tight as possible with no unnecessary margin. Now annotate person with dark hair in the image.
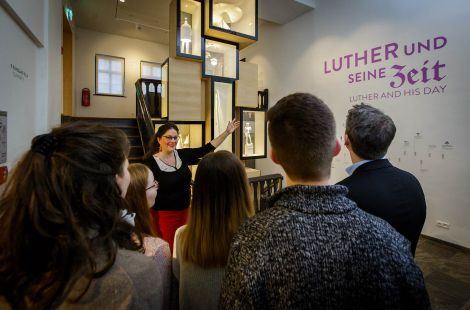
[220,93,430,309]
[173,151,254,310]
[0,122,163,309]
[338,103,427,256]
[144,120,239,252]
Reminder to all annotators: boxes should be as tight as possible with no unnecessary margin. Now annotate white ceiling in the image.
[72,0,315,45]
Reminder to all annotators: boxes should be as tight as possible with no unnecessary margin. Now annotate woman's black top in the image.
[144,143,215,211]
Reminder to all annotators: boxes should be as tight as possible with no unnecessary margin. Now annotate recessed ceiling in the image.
[72,0,315,45]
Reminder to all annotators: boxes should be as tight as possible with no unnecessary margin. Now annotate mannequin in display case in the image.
[244,122,254,155]
[180,17,192,54]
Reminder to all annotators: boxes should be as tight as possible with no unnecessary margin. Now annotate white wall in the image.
[0,0,62,178]
[242,0,470,248]
[74,28,169,118]
[1,0,45,46]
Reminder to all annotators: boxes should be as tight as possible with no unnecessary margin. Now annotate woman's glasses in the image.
[162,135,179,141]
[146,180,159,191]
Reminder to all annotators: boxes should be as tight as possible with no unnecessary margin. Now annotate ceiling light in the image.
[120,0,125,3]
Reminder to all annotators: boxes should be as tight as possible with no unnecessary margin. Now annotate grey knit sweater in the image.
[219,185,430,310]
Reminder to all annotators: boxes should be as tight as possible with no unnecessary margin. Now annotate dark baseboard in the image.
[420,234,470,253]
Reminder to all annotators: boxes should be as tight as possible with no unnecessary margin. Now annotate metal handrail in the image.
[248,173,284,213]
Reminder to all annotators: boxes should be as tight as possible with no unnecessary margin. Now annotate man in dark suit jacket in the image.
[337,104,426,256]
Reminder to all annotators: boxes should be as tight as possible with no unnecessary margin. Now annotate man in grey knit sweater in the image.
[219,93,430,309]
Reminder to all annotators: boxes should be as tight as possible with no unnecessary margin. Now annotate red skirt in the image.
[150,208,188,253]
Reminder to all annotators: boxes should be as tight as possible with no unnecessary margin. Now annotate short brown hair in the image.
[267,93,336,180]
[179,151,254,267]
[125,164,157,240]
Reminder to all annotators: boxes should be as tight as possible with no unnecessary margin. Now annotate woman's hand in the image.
[225,118,240,134]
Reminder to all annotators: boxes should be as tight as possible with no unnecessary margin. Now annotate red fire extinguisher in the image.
[81,88,90,107]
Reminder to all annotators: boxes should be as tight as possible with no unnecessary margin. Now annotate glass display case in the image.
[206,79,235,152]
[153,121,205,149]
[204,0,258,48]
[236,107,266,159]
[203,38,238,80]
[160,60,169,118]
[170,0,202,59]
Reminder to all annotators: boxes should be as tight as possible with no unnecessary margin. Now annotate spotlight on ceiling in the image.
[119,0,126,3]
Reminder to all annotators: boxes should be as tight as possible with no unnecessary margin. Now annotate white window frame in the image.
[95,54,125,96]
[140,61,162,80]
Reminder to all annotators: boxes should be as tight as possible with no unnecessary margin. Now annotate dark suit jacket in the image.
[337,159,426,256]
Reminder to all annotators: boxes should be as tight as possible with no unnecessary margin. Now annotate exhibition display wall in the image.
[241,0,470,248]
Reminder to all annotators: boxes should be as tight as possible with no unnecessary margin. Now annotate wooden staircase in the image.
[61,116,144,163]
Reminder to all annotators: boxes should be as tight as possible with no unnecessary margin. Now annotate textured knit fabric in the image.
[143,237,172,310]
[173,226,225,310]
[219,185,430,310]
[144,143,215,212]
[338,159,426,256]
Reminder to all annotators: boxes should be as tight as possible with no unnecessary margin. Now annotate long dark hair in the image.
[144,122,179,159]
[0,122,135,309]
[179,151,254,267]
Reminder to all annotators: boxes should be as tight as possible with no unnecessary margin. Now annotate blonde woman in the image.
[125,163,172,309]
[173,151,254,309]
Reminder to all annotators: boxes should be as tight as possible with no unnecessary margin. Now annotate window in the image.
[140,61,161,80]
[95,55,125,96]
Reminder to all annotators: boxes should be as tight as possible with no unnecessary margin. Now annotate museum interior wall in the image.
[74,28,169,118]
[241,0,470,248]
[0,0,62,188]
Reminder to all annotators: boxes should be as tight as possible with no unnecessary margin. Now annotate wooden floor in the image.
[415,237,470,310]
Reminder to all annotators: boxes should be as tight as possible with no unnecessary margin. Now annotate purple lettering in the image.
[421,60,430,83]
[355,50,368,67]
[407,68,419,85]
[390,64,406,88]
[324,61,331,74]
[344,54,353,69]
[348,73,354,83]
[332,57,343,71]
[417,40,431,53]
[404,43,415,56]
[432,61,446,81]
[371,46,382,63]
[434,36,447,50]
[385,43,398,60]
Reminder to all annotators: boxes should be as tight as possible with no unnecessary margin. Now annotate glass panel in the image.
[211,0,256,37]
[242,110,265,157]
[154,123,203,149]
[111,84,122,95]
[205,39,237,79]
[213,82,233,152]
[161,62,168,118]
[141,61,162,79]
[180,0,202,57]
[111,60,122,72]
[98,58,109,71]
[98,82,110,94]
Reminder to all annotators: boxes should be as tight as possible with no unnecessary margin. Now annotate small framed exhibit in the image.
[160,60,169,119]
[202,37,239,80]
[170,0,203,60]
[205,79,235,152]
[153,121,205,149]
[204,0,258,48]
[237,107,266,160]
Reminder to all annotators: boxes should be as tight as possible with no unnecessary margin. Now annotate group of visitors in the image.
[0,92,430,309]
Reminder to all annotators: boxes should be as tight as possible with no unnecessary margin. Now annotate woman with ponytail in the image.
[0,122,163,309]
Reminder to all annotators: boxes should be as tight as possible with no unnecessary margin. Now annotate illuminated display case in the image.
[170,0,202,60]
[204,0,258,48]
[161,60,169,118]
[202,37,239,80]
[153,121,205,149]
[236,107,266,159]
[205,78,235,152]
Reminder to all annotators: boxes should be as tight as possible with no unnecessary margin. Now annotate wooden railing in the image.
[248,173,284,213]
[135,79,160,155]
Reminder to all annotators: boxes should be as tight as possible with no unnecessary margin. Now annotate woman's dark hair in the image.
[0,122,136,309]
[144,122,179,159]
[179,151,254,267]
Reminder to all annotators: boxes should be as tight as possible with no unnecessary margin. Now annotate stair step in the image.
[127,135,142,145]
[129,146,144,157]
[62,116,137,127]
[129,156,143,164]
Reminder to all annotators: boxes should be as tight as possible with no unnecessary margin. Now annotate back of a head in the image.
[267,93,336,181]
[182,150,254,267]
[346,104,396,160]
[0,122,130,309]
[126,163,156,238]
